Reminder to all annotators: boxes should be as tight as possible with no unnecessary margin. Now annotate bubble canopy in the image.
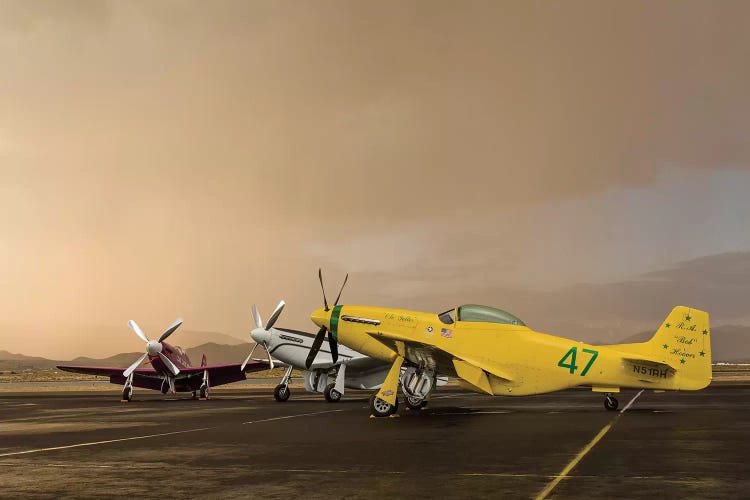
[438,304,526,326]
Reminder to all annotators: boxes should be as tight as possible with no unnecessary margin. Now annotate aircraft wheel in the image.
[274,384,291,402]
[191,391,197,400]
[121,386,132,402]
[369,394,397,417]
[324,383,342,403]
[405,395,428,411]
[199,385,209,400]
[604,395,619,411]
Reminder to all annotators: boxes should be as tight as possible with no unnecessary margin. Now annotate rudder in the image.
[646,306,712,389]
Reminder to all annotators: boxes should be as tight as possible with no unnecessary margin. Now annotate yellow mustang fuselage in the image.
[311,304,711,397]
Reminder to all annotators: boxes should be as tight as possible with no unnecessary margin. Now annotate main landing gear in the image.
[604,393,619,411]
[369,394,399,417]
[274,365,294,402]
[121,374,133,402]
[324,383,342,403]
[121,385,133,402]
[405,395,429,411]
[198,368,210,400]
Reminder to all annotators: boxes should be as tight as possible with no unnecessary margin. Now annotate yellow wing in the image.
[366,330,513,394]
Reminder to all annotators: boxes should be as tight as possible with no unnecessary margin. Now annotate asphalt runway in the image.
[1,386,748,499]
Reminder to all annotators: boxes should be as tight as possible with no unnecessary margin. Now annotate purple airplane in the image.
[57,318,270,401]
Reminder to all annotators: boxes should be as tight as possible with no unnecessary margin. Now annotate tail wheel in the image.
[604,396,619,411]
[324,383,342,403]
[274,384,291,402]
[369,394,398,417]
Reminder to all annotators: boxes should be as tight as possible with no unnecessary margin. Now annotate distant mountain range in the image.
[2,324,748,371]
[0,342,260,371]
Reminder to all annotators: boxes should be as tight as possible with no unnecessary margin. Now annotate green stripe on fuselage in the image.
[330,305,343,342]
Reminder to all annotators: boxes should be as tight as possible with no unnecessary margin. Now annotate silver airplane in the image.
[241,301,445,405]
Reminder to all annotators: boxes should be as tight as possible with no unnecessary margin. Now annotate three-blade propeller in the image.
[242,300,285,371]
[123,318,183,377]
[305,269,348,369]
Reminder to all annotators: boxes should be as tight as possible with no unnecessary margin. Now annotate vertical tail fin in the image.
[200,354,207,367]
[645,306,712,389]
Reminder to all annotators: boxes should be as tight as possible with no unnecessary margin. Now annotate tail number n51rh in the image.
[557,347,599,376]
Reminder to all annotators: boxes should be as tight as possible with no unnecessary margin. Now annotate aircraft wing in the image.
[57,365,162,378]
[176,361,273,387]
[366,330,513,394]
[58,360,273,388]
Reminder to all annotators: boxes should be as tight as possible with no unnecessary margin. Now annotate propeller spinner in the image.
[123,318,182,377]
[242,300,285,371]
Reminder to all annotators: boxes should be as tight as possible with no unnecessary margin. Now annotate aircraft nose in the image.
[250,328,269,345]
[310,307,329,329]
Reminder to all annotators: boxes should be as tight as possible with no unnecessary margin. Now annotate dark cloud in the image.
[0,2,749,357]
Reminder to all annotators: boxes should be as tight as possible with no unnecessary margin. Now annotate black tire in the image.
[369,393,397,417]
[199,385,209,399]
[324,383,342,403]
[121,386,132,402]
[405,396,428,411]
[274,384,291,402]
[191,391,197,400]
[604,396,619,411]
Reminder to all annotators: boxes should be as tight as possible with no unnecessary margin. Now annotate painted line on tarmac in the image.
[0,426,217,458]
[535,390,644,500]
[243,408,344,424]
[0,409,347,457]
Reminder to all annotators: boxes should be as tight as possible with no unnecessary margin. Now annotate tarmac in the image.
[0,385,748,499]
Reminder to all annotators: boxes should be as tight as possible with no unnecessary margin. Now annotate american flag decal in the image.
[441,328,452,338]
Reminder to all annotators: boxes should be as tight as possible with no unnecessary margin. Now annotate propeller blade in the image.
[332,273,349,307]
[241,342,259,371]
[318,268,329,311]
[264,342,274,370]
[158,352,180,376]
[158,318,183,343]
[128,320,149,343]
[123,353,148,377]
[327,331,338,364]
[305,325,327,369]
[265,300,285,331]
[251,304,263,330]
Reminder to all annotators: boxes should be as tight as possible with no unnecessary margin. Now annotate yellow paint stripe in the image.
[535,422,613,499]
[535,390,644,499]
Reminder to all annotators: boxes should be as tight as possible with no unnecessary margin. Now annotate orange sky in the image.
[1,1,749,358]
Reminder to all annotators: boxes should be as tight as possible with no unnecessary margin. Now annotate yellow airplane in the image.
[306,272,712,417]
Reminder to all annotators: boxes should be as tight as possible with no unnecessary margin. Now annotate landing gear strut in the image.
[274,365,293,402]
[604,393,619,411]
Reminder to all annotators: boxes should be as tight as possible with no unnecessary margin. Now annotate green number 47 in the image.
[557,347,598,376]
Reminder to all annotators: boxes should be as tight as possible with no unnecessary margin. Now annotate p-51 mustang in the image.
[306,272,712,417]
[241,300,445,402]
[58,318,271,401]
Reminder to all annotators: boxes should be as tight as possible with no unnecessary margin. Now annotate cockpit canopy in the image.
[438,304,526,326]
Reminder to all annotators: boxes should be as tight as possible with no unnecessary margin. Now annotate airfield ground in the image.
[0,386,748,499]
